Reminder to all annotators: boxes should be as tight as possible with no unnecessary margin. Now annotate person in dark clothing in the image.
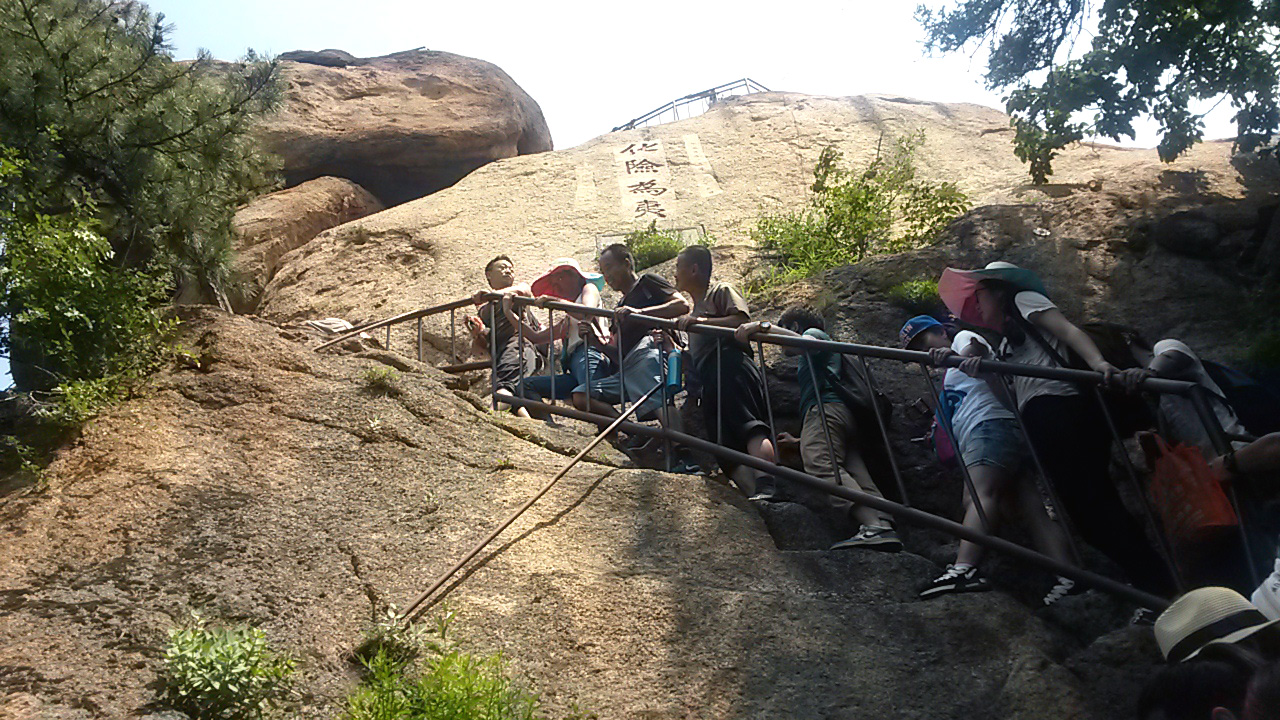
[580,243,697,469]
[737,306,900,550]
[466,255,542,417]
[674,245,778,500]
[938,261,1177,607]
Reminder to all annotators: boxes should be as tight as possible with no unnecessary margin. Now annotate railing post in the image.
[618,322,628,415]
[386,324,391,351]
[660,341,672,472]
[716,339,723,447]
[916,363,991,533]
[1189,385,1261,587]
[1089,385,1186,592]
[805,349,843,502]
[517,302,525,403]
[450,308,457,363]
[856,356,911,507]
[547,308,556,408]
[585,324,594,417]
[416,317,423,363]
[489,302,498,412]
[757,340,779,463]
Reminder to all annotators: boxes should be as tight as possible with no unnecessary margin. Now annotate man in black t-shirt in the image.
[466,254,542,417]
[571,244,690,437]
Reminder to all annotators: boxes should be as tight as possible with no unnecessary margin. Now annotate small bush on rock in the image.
[749,132,970,292]
[361,367,402,397]
[625,222,685,270]
[346,612,546,720]
[160,613,295,720]
[886,279,943,315]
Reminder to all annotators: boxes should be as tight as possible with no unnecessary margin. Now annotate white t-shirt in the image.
[998,291,1079,409]
[945,331,1014,450]
[1153,338,1249,454]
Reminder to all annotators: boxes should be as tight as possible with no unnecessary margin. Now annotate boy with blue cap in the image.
[901,314,1075,603]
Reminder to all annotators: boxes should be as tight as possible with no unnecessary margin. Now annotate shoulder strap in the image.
[1012,313,1071,369]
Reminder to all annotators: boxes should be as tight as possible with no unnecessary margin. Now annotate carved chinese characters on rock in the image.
[615,139,672,221]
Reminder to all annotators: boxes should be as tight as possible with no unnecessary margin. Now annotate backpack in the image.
[1202,360,1280,437]
[929,386,965,467]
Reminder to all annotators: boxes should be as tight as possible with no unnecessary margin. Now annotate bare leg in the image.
[1015,476,1074,565]
[1213,432,1280,480]
[954,464,1009,568]
[842,448,891,529]
[494,388,531,418]
[729,433,777,497]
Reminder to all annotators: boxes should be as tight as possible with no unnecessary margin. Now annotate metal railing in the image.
[612,78,771,132]
[316,292,1265,612]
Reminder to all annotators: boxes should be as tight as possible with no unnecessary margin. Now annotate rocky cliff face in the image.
[5,89,1280,719]
[253,91,1278,356]
[0,309,1156,720]
[228,176,384,314]
[257,49,553,206]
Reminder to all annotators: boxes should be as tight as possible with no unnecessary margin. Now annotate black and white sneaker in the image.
[1042,576,1085,607]
[918,565,990,600]
[830,525,903,553]
[747,475,782,503]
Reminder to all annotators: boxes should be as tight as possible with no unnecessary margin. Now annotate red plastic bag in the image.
[1143,434,1238,543]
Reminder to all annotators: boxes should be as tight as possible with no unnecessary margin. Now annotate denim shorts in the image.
[959,417,1025,471]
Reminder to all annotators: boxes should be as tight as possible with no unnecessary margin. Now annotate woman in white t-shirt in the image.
[903,318,1074,602]
[939,262,1177,602]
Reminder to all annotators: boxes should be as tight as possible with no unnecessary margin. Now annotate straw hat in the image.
[937,261,1048,330]
[1154,586,1280,663]
[530,258,606,300]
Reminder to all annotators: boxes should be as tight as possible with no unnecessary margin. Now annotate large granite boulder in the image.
[227,176,383,314]
[258,48,553,206]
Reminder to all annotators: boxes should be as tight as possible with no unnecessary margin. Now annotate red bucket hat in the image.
[938,261,1048,330]
[530,258,606,300]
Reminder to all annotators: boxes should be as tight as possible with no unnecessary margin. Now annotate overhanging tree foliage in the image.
[0,0,282,301]
[0,0,281,393]
[917,1,1280,182]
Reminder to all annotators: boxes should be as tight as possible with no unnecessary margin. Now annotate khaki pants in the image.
[799,401,891,526]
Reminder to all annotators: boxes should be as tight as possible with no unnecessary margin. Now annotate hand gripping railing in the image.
[318,293,1262,611]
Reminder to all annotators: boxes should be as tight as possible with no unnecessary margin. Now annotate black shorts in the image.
[492,338,542,395]
[695,345,771,470]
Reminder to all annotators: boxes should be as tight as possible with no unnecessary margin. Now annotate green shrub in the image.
[36,377,124,429]
[0,0,281,300]
[625,222,685,270]
[346,647,541,720]
[361,367,402,397]
[160,613,295,720]
[750,132,970,291]
[886,279,943,315]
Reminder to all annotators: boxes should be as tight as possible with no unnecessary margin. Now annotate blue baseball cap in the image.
[899,315,943,348]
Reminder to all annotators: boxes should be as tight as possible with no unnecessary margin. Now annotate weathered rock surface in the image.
[228,177,383,313]
[0,309,1153,719]
[256,91,1279,356]
[257,49,553,206]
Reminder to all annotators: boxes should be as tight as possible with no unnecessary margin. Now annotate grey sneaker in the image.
[1042,576,1082,607]
[918,564,990,599]
[830,525,903,553]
